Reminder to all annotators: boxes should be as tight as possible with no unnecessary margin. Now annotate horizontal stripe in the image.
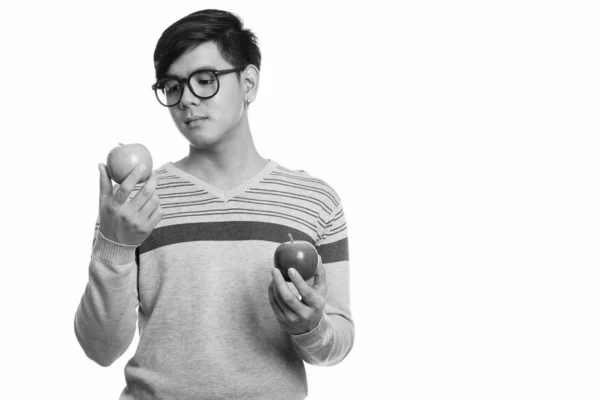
[159,190,211,199]
[261,178,338,206]
[130,187,210,198]
[272,170,328,186]
[161,198,223,209]
[272,168,341,199]
[317,237,349,263]
[160,209,318,233]
[229,197,319,219]
[156,182,196,190]
[138,221,315,255]
[330,223,348,236]
[246,189,333,214]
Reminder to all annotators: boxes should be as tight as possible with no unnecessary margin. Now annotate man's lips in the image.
[185,116,208,124]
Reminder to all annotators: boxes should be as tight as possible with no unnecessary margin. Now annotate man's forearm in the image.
[291,312,355,366]
[74,231,139,367]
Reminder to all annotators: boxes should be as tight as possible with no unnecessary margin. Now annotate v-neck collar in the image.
[163,159,278,202]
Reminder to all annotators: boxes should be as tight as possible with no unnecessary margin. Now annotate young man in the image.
[74,9,353,400]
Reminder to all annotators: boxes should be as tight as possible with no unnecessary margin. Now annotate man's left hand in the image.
[268,258,328,335]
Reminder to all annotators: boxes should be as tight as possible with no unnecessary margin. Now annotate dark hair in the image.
[153,9,261,80]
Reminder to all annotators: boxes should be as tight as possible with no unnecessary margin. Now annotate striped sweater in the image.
[74,159,354,400]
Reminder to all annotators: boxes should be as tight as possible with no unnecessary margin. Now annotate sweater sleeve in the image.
[73,221,140,367]
[290,203,355,366]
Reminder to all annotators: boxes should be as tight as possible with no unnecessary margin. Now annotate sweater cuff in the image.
[291,313,330,347]
[92,230,138,265]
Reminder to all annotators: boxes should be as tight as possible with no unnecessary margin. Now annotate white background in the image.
[1,1,599,399]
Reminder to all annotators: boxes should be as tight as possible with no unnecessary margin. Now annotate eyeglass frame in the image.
[151,67,246,107]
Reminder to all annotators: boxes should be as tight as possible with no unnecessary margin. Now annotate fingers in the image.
[312,261,328,298]
[147,199,165,227]
[271,283,297,321]
[113,163,148,205]
[130,172,158,211]
[139,193,161,219]
[268,283,286,321]
[288,268,320,307]
[138,174,164,225]
[98,164,113,205]
[271,268,303,315]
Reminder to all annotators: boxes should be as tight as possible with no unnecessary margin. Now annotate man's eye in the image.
[197,79,215,85]
[164,85,181,94]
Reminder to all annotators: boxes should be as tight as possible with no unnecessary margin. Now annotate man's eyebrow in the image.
[163,65,219,79]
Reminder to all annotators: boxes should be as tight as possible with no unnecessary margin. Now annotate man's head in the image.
[153,9,261,149]
[154,9,261,81]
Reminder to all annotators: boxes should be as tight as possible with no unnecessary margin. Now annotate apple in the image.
[274,233,319,282]
[106,143,153,184]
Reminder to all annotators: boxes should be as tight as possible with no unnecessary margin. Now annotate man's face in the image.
[166,41,246,149]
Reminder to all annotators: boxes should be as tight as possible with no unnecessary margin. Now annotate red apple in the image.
[106,143,153,184]
[274,233,319,282]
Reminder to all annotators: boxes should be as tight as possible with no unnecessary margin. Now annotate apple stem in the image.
[118,142,124,146]
[288,233,294,242]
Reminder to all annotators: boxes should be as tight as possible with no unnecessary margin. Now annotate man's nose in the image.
[179,83,201,108]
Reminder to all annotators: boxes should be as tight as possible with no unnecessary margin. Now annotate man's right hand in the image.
[98,163,164,246]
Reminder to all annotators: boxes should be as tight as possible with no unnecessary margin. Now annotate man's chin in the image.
[180,130,224,150]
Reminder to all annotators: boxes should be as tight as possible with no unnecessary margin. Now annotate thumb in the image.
[312,258,327,296]
[98,163,113,204]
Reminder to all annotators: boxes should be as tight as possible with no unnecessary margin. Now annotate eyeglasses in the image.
[151,67,245,107]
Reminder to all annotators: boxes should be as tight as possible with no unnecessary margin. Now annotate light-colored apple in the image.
[106,143,153,184]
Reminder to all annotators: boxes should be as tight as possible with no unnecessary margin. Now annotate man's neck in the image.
[175,138,268,191]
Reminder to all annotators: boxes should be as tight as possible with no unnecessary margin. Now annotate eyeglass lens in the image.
[155,70,219,106]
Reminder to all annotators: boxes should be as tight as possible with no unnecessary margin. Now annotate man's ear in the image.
[242,64,260,103]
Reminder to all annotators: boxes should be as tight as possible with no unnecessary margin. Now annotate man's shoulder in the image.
[271,162,343,207]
